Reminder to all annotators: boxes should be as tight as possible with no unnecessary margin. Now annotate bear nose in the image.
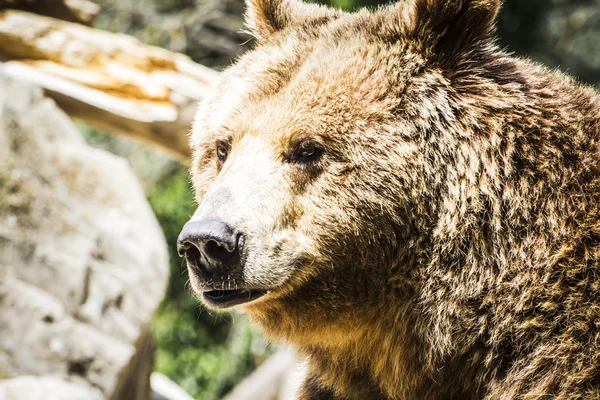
[177,220,242,269]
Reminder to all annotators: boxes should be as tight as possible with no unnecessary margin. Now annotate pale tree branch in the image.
[223,348,299,400]
[0,0,100,25]
[0,10,220,162]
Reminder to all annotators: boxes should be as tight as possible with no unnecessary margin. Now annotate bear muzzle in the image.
[177,219,268,308]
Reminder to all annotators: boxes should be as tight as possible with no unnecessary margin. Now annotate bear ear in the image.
[405,0,502,65]
[244,0,339,41]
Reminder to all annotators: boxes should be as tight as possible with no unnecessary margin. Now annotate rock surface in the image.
[0,376,103,400]
[0,75,169,399]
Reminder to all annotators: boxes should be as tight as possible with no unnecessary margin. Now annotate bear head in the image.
[179,0,506,346]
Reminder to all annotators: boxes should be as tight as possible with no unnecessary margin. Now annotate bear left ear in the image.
[244,0,340,42]
[405,0,502,65]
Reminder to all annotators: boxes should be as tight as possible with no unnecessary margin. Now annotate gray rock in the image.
[0,75,169,399]
[0,376,103,400]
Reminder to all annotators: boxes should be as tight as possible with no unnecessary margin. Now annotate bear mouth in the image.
[202,289,268,309]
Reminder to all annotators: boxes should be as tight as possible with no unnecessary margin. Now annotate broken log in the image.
[0,0,100,25]
[0,10,220,161]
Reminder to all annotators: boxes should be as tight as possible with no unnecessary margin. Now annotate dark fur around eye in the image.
[290,141,324,163]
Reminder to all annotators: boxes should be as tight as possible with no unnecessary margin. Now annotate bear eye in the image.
[292,141,323,163]
[216,141,229,163]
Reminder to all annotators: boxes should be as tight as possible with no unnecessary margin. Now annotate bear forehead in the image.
[193,14,421,144]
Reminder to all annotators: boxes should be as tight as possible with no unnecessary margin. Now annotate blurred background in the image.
[0,0,599,399]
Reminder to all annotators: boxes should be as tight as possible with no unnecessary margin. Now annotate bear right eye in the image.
[291,141,324,163]
[216,141,229,164]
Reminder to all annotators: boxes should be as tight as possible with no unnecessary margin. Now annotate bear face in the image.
[179,0,600,398]
[182,0,503,341]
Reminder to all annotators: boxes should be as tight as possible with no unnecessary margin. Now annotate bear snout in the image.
[177,220,269,309]
[177,219,243,272]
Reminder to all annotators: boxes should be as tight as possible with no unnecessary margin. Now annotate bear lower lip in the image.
[203,289,268,309]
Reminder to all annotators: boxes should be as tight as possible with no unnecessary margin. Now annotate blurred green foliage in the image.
[85,0,600,398]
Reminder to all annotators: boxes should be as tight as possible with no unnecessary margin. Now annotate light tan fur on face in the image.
[188,0,600,398]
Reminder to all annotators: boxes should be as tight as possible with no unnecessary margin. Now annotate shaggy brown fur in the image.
[185,0,600,398]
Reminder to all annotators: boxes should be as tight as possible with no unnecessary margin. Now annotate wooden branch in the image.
[0,10,220,162]
[0,0,100,25]
[223,348,299,400]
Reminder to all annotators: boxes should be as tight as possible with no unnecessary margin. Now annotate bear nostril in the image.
[177,220,243,270]
[184,245,202,266]
[204,239,234,261]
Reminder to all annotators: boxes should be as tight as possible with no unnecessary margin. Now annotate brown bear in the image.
[177,0,600,398]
